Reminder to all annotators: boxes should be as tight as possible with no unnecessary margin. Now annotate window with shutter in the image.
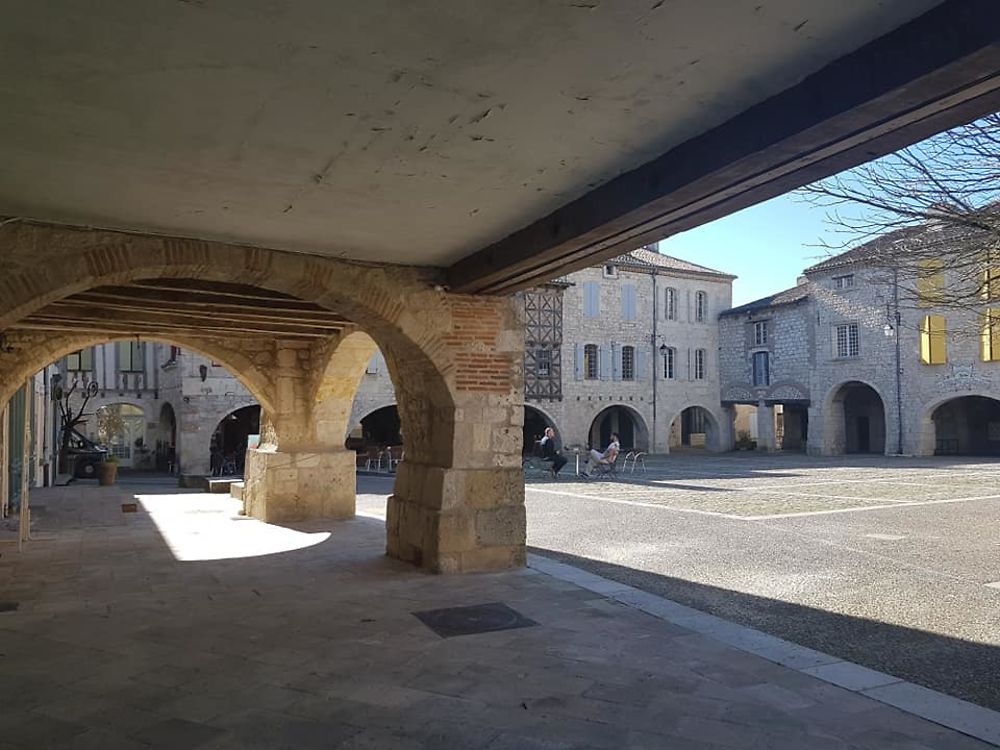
[584,344,598,379]
[694,348,706,380]
[583,282,600,318]
[695,291,708,322]
[919,315,947,365]
[752,351,769,385]
[663,347,675,379]
[66,348,93,372]
[664,288,677,321]
[622,285,637,320]
[621,346,635,380]
[981,310,1000,362]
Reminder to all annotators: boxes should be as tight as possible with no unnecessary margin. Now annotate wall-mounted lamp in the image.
[199,364,208,382]
[883,322,895,338]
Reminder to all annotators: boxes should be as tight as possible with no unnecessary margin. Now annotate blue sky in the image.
[658,192,845,306]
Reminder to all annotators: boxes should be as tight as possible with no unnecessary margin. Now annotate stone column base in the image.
[386,462,526,573]
[243,448,356,523]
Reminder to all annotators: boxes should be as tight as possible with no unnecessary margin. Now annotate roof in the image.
[719,284,811,318]
[801,225,922,275]
[608,248,735,279]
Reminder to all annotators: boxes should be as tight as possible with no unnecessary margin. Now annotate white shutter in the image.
[574,343,583,380]
[612,344,621,380]
[636,349,648,381]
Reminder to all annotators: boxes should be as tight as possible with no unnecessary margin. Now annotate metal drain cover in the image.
[0,602,19,613]
[121,503,138,513]
[413,602,537,638]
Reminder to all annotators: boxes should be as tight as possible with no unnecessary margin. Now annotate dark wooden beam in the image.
[12,320,328,340]
[80,285,336,314]
[448,0,1000,294]
[58,296,347,326]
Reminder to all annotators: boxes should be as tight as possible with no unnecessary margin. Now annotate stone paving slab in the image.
[0,482,995,749]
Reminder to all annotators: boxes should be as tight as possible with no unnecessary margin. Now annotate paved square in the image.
[523,453,1000,712]
[2,477,994,749]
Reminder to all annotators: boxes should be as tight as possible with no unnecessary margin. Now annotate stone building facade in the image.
[350,247,736,455]
[54,341,257,476]
[720,221,1000,456]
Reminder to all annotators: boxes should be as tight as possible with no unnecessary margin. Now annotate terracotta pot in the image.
[97,461,118,486]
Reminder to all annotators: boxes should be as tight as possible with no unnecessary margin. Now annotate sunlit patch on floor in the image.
[137,494,330,562]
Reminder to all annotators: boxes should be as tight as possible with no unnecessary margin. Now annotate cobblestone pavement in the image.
[522,453,1000,711]
[1,478,993,749]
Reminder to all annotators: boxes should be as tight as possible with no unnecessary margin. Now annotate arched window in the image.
[664,288,678,320]
[695,291,708,322]
[621,345,635,380]
[694,348,707,380]
[663,347,676,379]
[584,344,599,379]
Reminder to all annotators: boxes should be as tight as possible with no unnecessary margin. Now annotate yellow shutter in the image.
[920,315,947,365]
[917,260,944,306]
[983,310,1000,362]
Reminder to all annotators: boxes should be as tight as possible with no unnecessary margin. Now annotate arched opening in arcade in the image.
[523,405,557,455]
[155,403,177,473]
[670,406,718,451]
[929,396,1000,456]
[209,405,261,477]
[826,381,886,455]
[95,403,147,469]
[589,405,648,452]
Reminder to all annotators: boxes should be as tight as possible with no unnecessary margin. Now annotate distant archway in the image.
[359,405,402,449]
[210,405,261,476]
[523,405,557,455]
[95,403,146,469]
[588,405,648,451]
[823,381,886,455]
[668,406,719,452]
[928,395,1000,456]
[156,403,177,472]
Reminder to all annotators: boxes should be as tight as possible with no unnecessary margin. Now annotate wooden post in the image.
[19,377,31,550]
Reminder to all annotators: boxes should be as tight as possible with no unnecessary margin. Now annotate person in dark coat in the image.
[539,427,568,478]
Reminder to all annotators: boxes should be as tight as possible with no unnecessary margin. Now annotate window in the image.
[536,348,552,377]
[694,348,706,380]
[981,309,1000,362]
[66,348,93,372]
[919,315,947,365]
[621,345,635,380]
[622,284,637,321]
[664,287,677,321]
[753,321,768,346]
[117,341,144,372]
[583,282,600,318]
[662,347,676,379]
[603,264,618,278]
[167,346,180,363]
[752,351,770,386]
[917,259,944,306]
[584,344,598,379]
[365,352,384,374]
[835,323,860,358]
[833,274,855,290]
[695,291,708,322]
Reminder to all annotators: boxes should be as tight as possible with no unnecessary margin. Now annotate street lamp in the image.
[883,322,895,337]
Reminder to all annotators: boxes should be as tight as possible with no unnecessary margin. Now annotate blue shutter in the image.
[636,349,648,381]
[599,345,610,381]
[583,282,600,317]
[574,343,583,380]
[622,285,636,321]
[612,344,621,380]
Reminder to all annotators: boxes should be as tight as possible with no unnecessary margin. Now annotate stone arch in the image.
[208,404,261,476]
[1,223,525,573]
[588,404,649,452]
[155,402,177,472]
[666,404,725,452]
[820,380,888,455]
[523,404,558,455]
[918,393,1000,457]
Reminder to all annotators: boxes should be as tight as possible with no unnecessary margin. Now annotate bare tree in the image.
[798,114,1000,323]
[56,378,100,472]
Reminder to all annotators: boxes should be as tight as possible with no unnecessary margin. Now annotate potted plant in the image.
[97,454,119,486]
[735,431,758,451]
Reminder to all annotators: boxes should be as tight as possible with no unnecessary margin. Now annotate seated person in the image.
[538,427,568,477]
[581,432,620,477]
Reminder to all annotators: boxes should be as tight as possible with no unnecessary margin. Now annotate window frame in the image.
[662,346,675,379]
[919,315,947,365]
[695,291,708,322]
[752,350,770,386]
[66,348,93,373]
[536,348,552,377]
[694,348,706,380]
[981,309,1000,362]
[583,343,599,379]
[621,345,635,381]
[603,264,618,279]
[834,322,860,358]
[664,287,677,321]
[753,320,768,347]
[833,274,855,290]
[117,341,145,373]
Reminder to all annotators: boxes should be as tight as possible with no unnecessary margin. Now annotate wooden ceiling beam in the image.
[51,298,348,327]
[12,319,330,340]
[76,286,335,314]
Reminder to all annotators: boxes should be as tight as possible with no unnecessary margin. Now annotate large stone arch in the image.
[818,379,889,456]
[1,222,525,573]
[664,403,727,453]
[587,403,650,452]
[917,392,1000,457]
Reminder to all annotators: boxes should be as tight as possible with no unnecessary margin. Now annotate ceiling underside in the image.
[12,280,349,340]
[0,0,949,271]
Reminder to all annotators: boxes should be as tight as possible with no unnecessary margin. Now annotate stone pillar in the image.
[755,401,776,451]
[243,447,355,522]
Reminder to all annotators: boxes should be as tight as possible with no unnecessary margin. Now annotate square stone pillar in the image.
[755,401,777,451]
[243,448,356,523]
[386,461,525,573]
